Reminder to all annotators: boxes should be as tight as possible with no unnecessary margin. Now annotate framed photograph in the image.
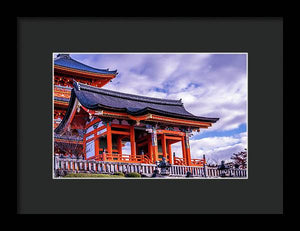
[52,52,248,180]
[18,17,283,214]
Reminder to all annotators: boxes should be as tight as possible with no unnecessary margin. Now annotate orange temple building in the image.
[53,54,219,167]
[54,54,117,128]
[53,54,118,157]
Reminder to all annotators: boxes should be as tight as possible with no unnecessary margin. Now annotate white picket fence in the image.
[54,157,247,178]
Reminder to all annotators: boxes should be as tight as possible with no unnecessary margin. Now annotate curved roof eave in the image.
[54,54,118,75]
[72,81,219,123]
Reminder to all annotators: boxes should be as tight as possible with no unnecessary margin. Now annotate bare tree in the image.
[230,148,247,169]
[54,129,83,158]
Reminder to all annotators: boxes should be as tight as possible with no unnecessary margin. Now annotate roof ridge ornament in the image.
[73,79,81,91]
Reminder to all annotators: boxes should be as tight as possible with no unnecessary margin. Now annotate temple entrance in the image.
[170,141,183,165]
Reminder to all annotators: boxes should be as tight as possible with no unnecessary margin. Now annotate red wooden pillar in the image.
[185,145,192,166]
[117,136,123,155]
[147,135,153,162]
[106,122,112,155]
[167,140,172,164]
[95,138,99,158]
[130,125,136,160]
[181,136,187,165]
[161,134,167,160]
[185,134,192,166]
[151,130,158,163]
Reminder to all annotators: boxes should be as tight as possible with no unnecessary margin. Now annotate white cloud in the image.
[171,132,247,163]
[71,53,247,163]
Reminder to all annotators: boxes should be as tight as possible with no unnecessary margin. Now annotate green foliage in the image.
[113,172,125,177]
[125,172,141,178]
[63,173,125,178]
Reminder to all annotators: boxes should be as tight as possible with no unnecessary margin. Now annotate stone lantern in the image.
[217,160,229,177]
[157,157,171,176]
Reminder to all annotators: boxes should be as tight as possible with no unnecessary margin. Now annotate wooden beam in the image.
[167,140,172,164]
[107,123,112,155]
[111,130,130,135]
[150,114,212,127]
[117,137,122,155]
[111,124,130,129]
[167,139,181,145]
[54,65,117,79]
[185,135,192,166]
[164,136,183,141]
[157,129,185,136]
[130,125,136,158]
[151,131,158,163]
[95,138,99,157]
[147,135,153,162]
[161,134,167,159]
[181,136,187,165]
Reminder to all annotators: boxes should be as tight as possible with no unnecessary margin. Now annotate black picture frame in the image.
[17,17,284,214]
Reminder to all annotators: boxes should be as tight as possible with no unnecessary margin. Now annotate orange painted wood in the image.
[106,123,113,154]
[55,65,117,79]
[167,141,172,164]
[84,125,106,140]
[111,130,130,135]
[117,137,122,155]
[164,136,183,141]
[151,115,212,127]
[161,134,167,159]
[186,147,192,166]
[181,136,187,165]
[127,114,150,121]
[156,129,185,136]
[130,126,136,158]
[95,138,99,157]
[185,135,192,166]
[54,100,69,107]
[147,135,153,162]
[153,146,158,163]
[111,124,130,129]
[84,109,211,128]
[151,132,158,163]
[85,132,107,144]
[167,139,181,145]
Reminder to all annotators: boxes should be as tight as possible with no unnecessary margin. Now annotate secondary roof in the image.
[54,54,118,75]
[72,81,219,123]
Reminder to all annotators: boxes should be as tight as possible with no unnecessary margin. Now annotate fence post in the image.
[203,155,207,177]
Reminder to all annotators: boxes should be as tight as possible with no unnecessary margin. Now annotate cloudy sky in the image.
[67,53,247,164]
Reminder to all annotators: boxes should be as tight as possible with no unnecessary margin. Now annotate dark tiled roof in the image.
[73,81,219,122]
[54,54,118,75]
[55,81,219,133]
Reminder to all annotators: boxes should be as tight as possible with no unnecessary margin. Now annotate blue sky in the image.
[63,53,247,164]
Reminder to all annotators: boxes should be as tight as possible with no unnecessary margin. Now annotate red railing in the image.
[87,153,204,166]
[173,157,186,165]
[89,153,152,164]
[191,158,206,167]
[174,157,206,166]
